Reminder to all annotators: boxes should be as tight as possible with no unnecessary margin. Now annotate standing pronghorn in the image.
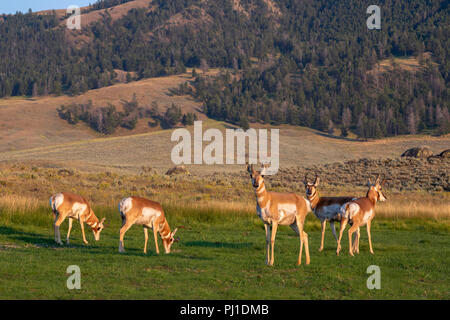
[49,192,105,245]
[118,196,179,254]
[304,176,356,252]
[336,177,387,256]
[247,163,311,266]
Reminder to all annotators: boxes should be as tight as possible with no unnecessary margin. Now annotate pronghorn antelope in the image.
[49,192,105,245]
[247,163,311,266]
[118,196,179,254]
[336,177,387,256]
[304,176,356,252]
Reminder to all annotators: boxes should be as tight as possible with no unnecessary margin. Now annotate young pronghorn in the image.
[247,163,311,266]
[49,192,105,245]
[304,176,356,252]
[118,196,179,254]
[336,177,387,256]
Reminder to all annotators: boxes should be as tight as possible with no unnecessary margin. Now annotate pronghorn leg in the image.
[296,218,309,265]
[152,220,160,255]
[330,221,338,243]
[79,218,88,245]
[303,230,310,265]
[348,225,359,256]
[53,212,58,243]
[143,227,149,254]
[264,223,271,265]
[367,221,374,254]
[119,220,133,253]
[54,214,65,245]
[352,227,360,254]
[336,218,348,256]
[319,220,326,251]
[269,222,278,266]
[66,218,73,244]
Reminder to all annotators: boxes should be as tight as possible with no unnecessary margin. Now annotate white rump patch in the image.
[341,202,360,220]
[119,197,133,215]
[51,193,64,211]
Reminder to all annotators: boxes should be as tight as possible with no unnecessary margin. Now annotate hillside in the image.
[0,0,448,139]
[0,68,217,152]
[0,62,449,174]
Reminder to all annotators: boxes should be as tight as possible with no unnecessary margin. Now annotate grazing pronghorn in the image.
[118,196,179,254]
[336,177,387,256]
[304,176,356,252]
[49,192,105,245]
[247,163,311,266]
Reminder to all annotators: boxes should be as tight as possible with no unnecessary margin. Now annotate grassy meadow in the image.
[0,203,449,299]
[0,163,449,299]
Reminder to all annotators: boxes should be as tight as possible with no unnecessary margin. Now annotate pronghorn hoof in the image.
[349,252,354,256]
[56,242,63,246]
[370,251,374,255]
[318,248,323,252]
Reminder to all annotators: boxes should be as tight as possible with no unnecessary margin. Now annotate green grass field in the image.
[0,206,449,299]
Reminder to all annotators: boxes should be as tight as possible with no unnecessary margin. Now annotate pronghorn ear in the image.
[100,217,106,224]
[368,177,373,187]
[303,174,308,186]
[381,179,387,186]
[172,228,178,237]
[314,177,320,187]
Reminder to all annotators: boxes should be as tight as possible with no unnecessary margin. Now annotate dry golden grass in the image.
[0,163,448,222]
[0,195,42,214]
[0,68,219,153]
[1,118,448,174]
[367,52,437,75]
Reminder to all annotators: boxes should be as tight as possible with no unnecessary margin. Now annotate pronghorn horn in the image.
[314,176,320,186]
[375,175,381,185]
[304,174,308,185]
[381,178,387,186]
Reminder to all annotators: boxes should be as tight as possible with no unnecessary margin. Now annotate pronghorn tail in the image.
[49,193,64,213]
[341,202,360,220]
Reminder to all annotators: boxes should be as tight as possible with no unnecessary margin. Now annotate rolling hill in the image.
[0,72,448,174]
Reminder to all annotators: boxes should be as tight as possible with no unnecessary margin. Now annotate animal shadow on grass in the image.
[184,241,253,249]
[0,226,93,249]
[0,225,56,248]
